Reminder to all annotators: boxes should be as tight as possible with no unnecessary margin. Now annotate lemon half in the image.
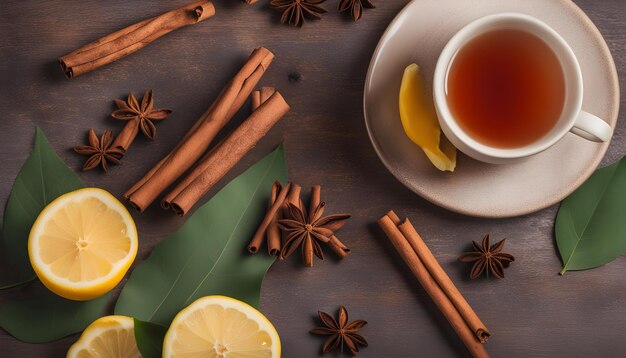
[28,188,138,301]
[163,296,281,358]
[67,315,141,358]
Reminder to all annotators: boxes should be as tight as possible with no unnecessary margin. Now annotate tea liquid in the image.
[446,29,566,148]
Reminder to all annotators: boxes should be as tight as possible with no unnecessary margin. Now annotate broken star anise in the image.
[73,128,125,172]
[111,90,171,141]
[311,306,368,356]
[278,202,350,267]
[271,0,327,27]
[338,0,375,21]
[458,235,515,279]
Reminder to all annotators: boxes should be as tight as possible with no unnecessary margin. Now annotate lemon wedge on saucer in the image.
[28,188,138,301]
[399,63,457,172]
[163,295,281,358]
[67,315,140,358]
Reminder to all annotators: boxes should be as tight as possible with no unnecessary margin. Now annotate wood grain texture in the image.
[0,0,624,356]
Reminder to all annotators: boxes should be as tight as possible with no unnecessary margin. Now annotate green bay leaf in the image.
[556,156,626,274]
[134,318,167,358]
[115,144,286,328]
[2,127,83,283]
[1,128,110,343]
[0,279,111,343]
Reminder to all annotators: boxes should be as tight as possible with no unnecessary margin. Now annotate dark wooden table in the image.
[1,0,624,357]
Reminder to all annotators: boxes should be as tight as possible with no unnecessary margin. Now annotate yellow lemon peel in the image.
[399,63,456,172]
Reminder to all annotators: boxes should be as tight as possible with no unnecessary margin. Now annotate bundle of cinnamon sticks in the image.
[248,183,351,267]
[248,181,295,257]
[58,1,215,78]
[378,211,490,358]
[125,47,290,215]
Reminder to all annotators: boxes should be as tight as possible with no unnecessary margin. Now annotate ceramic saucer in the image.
[363,0,619,218]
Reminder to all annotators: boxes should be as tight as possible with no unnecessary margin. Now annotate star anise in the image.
[111,90,171,141]
[458,235,515,279]
[311,306,368,356]
[338,0,374,21]
[73,128,125,172]
[278,202,350,267]
[271,0,327,27]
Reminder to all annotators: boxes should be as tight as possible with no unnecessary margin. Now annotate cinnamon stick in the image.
[396,218,491,342]
[111,120,139,152]
[58,1,215,78]
[278,184,301,260]
[386,211,489,341]
[125,47,275,211]
[248,181,278,254]
[248,182,291,254]
[378,212,489,358]
[260,87,275,104]
[285,184,302,215]
[164,91,290,215]
[251,91,261,111]
[309,184,321,215]
[250,89,282,256]
[251,87,276,111]
[266,182,283,257]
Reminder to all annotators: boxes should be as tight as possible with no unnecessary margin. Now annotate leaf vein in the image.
[182,149,279,306]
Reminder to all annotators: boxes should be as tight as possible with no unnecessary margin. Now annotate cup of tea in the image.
[433,13,613,164]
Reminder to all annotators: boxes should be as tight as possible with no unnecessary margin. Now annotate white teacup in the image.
[433,13,613,164]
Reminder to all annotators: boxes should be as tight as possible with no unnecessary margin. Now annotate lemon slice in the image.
[399,63,456,172]
[163,296,281,358]
[28,188,138,301]
[67,315,141,358]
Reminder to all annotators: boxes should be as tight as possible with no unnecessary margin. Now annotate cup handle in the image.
[570,111,613,142]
